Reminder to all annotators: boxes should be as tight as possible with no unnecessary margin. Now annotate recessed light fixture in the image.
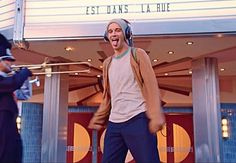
[164,73,169,76]
[216,34,223,38]
[74,72,79,75]
[97,75,101,78]
[153,59,158,62]
[168,51,174,54]
[189,70,192,74]
[64,46,73,52]
[220,68,225,71]
[87,58,92,62]
[186,41,193,45]
[99,65,103,69]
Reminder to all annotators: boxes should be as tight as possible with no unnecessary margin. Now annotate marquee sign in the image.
[25,0,236,24]
[0,0,229,39]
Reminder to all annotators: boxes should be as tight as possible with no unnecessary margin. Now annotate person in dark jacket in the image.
[0,33,32,163]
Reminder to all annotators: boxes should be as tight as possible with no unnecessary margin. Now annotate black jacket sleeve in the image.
[0,68,32,93]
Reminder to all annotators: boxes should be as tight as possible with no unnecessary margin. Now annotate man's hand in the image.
[148,116,165,134]
[88,118,103,130]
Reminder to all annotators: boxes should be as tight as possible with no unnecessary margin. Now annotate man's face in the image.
[107,23,127,50]
[0,59,13,73]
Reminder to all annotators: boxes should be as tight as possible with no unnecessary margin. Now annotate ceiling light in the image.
[186,41,193,45]
[64,46,73,52]
[220,68,225,71]
[153,59,158,62]
[164,73,169,76]
[74,72,79,75]
[189,70,192,74]
[87,58,92,62]
[168,51,174,54]
[99,65,103,69]
[216,34,223,38]
[97,75,101,78]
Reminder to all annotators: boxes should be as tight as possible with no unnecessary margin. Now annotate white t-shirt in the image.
[108,47,146,123]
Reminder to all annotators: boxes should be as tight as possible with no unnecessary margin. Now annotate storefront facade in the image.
[1,0,236,162]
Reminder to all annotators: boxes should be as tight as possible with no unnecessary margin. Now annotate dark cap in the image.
[0,33,15,61]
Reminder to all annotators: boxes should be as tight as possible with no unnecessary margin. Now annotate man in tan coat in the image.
[89,19,165,163]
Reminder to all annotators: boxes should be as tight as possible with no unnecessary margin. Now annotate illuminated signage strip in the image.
[0,0,15,30]
[24,0,236,25]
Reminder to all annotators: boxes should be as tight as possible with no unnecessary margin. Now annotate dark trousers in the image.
[102,112,160,163]
[0,111,22,163]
